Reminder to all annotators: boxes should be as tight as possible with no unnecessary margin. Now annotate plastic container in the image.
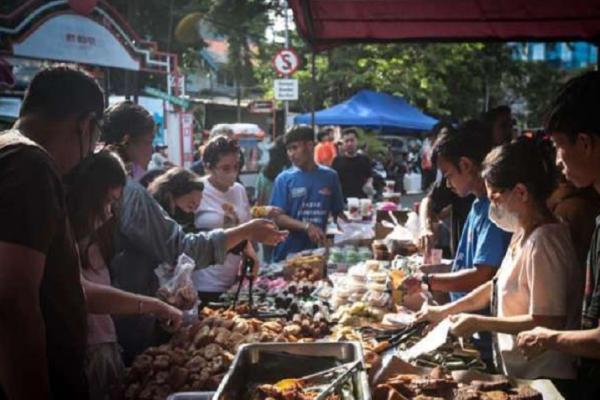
[403,172,423,194]
[345,246,360,264]
[358,247,372,262]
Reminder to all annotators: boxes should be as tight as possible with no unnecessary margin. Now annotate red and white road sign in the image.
[272,48,300,76]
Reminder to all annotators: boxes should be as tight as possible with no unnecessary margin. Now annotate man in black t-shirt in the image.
[332,128,372,200]
[0,66,104,399]
[516,71,600,400]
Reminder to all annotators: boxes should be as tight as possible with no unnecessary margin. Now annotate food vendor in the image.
[405,120,512,366]
[270,126,346,261]
[418,138,583,398]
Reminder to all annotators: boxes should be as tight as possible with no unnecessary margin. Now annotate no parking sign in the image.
[272,48,300,76]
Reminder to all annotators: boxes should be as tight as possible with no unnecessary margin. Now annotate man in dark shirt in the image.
[420,178,475,257]
[332,128,372,200]
[516,71,600,400]
[0,65,104,399]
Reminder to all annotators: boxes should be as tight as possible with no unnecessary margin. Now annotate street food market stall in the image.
[122,195,561,400]
[122,2,600,398]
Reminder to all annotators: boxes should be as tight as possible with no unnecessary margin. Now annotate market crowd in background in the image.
[2,64,600,400]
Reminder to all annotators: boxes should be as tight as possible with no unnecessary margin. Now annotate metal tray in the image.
[213,341,371,400]
[166,392,214,400]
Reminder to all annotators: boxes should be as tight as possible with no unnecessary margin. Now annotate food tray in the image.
[214,341,371,400]
[166,392,214,400]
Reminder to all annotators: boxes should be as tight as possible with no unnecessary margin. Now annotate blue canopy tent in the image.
[294,90,438,134]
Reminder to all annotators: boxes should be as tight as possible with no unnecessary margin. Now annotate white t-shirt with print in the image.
[495,223,584,379]
[192,179,250,292]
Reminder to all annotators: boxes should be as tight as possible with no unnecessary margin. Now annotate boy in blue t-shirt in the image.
[408,121,511,300]
[270,127,345,262]
[410,121,512,364]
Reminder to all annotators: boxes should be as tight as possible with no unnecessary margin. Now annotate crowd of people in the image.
[2,63,600,400]
[0,65,286,400]
[407,73,600,399]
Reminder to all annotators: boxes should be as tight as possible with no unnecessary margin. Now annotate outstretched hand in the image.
[245,219,288,246]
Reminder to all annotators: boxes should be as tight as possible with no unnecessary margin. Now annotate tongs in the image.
[273,361,359,390]
[313,360,363,400]
[375,321,428,353]
[232,255,254,310]
[358,325,407,341]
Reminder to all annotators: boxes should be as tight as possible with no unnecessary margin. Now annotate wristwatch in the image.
[304,222,311,232]
[421,273,432,292]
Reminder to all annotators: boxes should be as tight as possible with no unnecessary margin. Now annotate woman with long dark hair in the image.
[64,151,181,400]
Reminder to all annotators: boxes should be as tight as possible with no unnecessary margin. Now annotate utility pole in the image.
[283,0,289,132]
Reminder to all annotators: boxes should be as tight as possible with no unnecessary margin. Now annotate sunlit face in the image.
[551,131,598,188]
[437,155,472,197]
[209,152,240,189]
[174,190,203,213]
[485,181,520,213]
[286,141,313,168]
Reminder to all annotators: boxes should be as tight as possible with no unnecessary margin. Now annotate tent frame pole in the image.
[311,50,316,131]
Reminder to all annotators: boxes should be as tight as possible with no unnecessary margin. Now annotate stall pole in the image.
[311,50,316,132]
[284,0,290,131]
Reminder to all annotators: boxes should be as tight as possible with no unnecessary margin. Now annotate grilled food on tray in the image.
[374,369,542,400]
[252,382,341,400]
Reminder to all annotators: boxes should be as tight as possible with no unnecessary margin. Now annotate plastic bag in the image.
[155,253,198,312]
[333,221,375,245]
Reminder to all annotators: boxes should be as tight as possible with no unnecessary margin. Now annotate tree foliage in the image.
[255,32,583,127]
[2,0,588,126]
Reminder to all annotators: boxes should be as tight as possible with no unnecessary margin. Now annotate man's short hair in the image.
[545,70,600,140]
[432,119,491,168]
[284,126,314,146]
[20,64,104,120]
[341,128,359,138]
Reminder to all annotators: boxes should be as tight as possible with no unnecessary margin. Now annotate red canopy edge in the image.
[289,0,600,51]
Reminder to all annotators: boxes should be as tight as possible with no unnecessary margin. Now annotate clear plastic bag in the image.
[155,254,198,316]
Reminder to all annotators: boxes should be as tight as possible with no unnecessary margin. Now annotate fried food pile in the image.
[284,254,325,282]
[156,282,197,310]
[123,309,319,400]
[251,205,269,218]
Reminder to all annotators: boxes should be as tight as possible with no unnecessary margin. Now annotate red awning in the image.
[289,0,600,51]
